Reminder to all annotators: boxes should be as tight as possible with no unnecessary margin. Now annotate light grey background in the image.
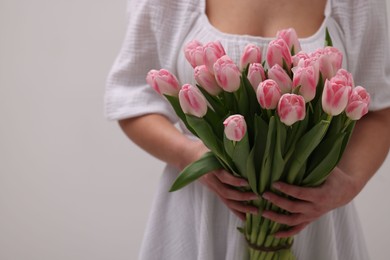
[0,0,389,259]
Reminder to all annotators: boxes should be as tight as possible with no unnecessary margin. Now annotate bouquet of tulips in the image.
[146,28,370,260]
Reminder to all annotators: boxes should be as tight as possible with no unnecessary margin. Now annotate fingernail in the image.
[240,180,249,186]
[273,182,281,189]
[262,212,270,218]
[262,193,270,200]
[250,194,259,200]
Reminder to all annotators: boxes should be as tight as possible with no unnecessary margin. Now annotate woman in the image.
[105,0,390,259]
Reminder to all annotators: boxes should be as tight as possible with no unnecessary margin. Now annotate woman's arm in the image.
[261,107,390,237]
[119,114,259,219]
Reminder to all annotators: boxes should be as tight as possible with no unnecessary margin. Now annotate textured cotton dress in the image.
[105,0,390,259]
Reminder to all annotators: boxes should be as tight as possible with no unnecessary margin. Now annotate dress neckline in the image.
[199,0,331,44]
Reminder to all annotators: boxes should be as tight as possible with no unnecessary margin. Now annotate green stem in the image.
[341,117,352,133]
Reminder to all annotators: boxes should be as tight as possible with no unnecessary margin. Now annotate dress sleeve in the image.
[332,0,390,111]
[104,0,195,122]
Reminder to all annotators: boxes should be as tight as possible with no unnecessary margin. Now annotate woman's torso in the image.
[205,0,327,38]
[175,0,345,135]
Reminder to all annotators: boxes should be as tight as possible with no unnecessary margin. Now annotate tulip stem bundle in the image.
[146,28,370,260]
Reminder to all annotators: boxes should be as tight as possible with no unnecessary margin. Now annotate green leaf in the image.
[186,115,236,173]
[246,147,258,194]
[310,73,325,124]
[186,115,224,157]
[223,134,235,158]
[339,120,356,162]
[271,118,287,182]
[325,27,333,47]
[287,120,330,184]
[250,115,268,193]
[232,134,250,178]
[325,113,345,138]
[236,77,249,117]
[241,71,261,143]
[164,95,197,136]
[284,113,309,160]
[223,91,237,114]
[259,116,276,193]
[204,108,224,139]
[197,84,226,116]
[302,133,345,186]
[169,152,222,192]
[253,115,269,160]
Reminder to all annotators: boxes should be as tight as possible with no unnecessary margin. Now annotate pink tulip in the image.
[335,69,354,88]
[194,65,222,96]
[223,115,247,142]
[292,51,309,67]
[213,55,241,92]
[346,86,370,120]
[267,64,293,94]
[240,43,262,70]
[266,38,292,69]
[179,84,208,118]
[311,47,343,80]
[292,65,317,102]
[203,41,226,74]
[146,69,180,96]
[257,79,282,110]
[247,63,266,90]
[322,78,352,116]
[277,94,306,126]
[184,40,204,68]
[276,28,302,54]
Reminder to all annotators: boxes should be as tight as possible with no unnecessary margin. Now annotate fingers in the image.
[262,210,306,226]
[231,209,246,221]
[274,222,309,238]
[221,197,258,216]
[272,182,319,202]
[262,192,309,213]
[200,171,259,218]
[205,172,258,202]
[214,170,249,187]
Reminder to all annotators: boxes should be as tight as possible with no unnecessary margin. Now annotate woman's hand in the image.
[261,167,362,237]
[182,140,259,221]
[199,170,259,220]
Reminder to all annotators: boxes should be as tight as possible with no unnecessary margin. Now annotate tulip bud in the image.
[335,69,354,88]
[194,65,222,96]
[203,41,226,74]
[146,69,180,96]
[311,47,343,80]
[346,86,370,120]
[213,55,241,92]
[266,38,292,69]
[267,64,292,94]
[179,84,208,118]
[322,78,352,116]
[257,79,282,109]
[276,28,302,54]
[292,65,317,102]
[277,94,306,126]
[184,40,204,68]
[292,51,309,67]
[247,63,266,90]
[223,115,247,142]
[240,43,262,70]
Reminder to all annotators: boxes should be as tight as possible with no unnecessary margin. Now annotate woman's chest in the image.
[205,0,327,38]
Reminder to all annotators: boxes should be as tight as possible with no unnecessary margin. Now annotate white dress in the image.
[105,0,390,259]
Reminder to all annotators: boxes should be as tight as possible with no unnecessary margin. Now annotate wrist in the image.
[177,140,208,170]
[332,167,365,205]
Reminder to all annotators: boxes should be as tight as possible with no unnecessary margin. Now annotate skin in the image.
[119,0,390,237]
